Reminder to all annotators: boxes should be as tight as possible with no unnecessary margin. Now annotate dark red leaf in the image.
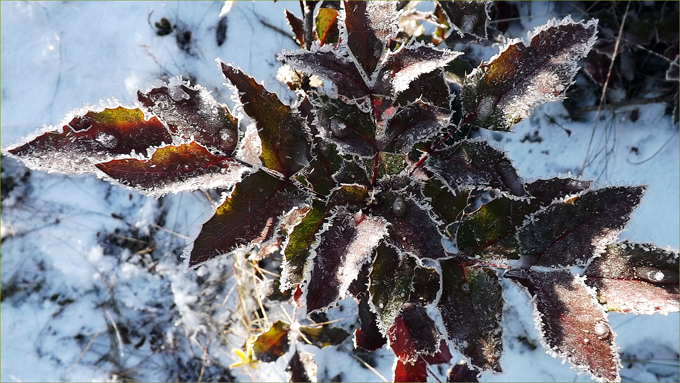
[220,62,309,176]
[388,303,441,362]
[439,1,490,39]
[137,82,239,156]
[525,177,592,206]
[189,170,308,267]
[438,260,503,372]
[423,340,453,365]
[509,268,621,382]
[394,358,427,383]
[253,320,291,363]
[278,49,371,100]
[380,100,450,153]
[354,293,387,351]
[312,96,377,157]
[427,140,526,197]
[584,241,679,315]
[287,349,317,382]
[518,186,646,268]
[446,361,480,382]
[394,69,451,110]
[460,17,597,131]
[371,188,449,260]
[343,1,398,77]
[378,43,462,97]
[285,9,305,48]
[7,107,171,175]
[95,142,244,196]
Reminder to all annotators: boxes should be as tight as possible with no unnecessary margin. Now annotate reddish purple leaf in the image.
[438,261,503,372]
[461,17,597,131]
[446,361,480,382]
[95,142,245,196]
[510,268,621,382]
[427,140,526,197]
[380,100,450,153]
[7,107,171,175]
[278,49,370,100]
[525,177,592,206]
[354,293,387,351]
[394,358,427,383]
[585,241,679,315]
[287,349,317,383]
[220,62,309,176]
[371,188,449,260]
[304,211,387,313]
[189,170,308,267]
[343,1,398,77]
[388,303,441,362]
[137,82,239,156]
[518,186,646,268]
[378,43,462,96]
[285,9,305,48]
[438,1,490,39]
[312,95,377,157]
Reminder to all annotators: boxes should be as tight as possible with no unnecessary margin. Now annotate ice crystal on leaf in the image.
[5,2,677,382]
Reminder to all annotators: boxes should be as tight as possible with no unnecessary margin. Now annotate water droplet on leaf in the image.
[392,196,407,217]
[594,322,609,337]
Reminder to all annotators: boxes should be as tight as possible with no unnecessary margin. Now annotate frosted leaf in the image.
[355,292,388,351]
[284,9,305,48]
[138,81,239,156]
[438,261,504,372]
[312,95,376,157]
[518,186,646,268]
[6,107,171,175]
[304,211,387,313]
[393,358,427,383]
[509,268,621,382]
[378,43,463,95]
[278,47,370,100]
[379,100,450,153]
[426,139,526,197]
[388,302,442,362]
[368,242,416,333]
[439,1,490,39]
[96,142,248,197]
[584,241,679,315]
[220,62,309,176]
[460,16,598,131]
[188,170,309,267]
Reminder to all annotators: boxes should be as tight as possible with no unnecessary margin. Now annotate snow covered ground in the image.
[1,1,678,382]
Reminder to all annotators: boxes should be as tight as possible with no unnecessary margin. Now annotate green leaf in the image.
[421,178,470,226]
[456,197,534,261]
[137,82,239,156]
[95,142,245,196]
[439,260,503,372]
[584,241,679,315]
[189,170,308,267]
[518,186,646,268]
[460,17,597,131]
[220,62,309,176]
[7,107,171,175]
[409,265,440,305]
[368,242,416,333]
[253,320,291,363]
[427,140,526,197]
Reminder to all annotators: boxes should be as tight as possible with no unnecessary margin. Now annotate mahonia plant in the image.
[5,2,679,382]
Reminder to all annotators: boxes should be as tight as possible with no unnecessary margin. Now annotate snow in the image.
[1,2,678,383]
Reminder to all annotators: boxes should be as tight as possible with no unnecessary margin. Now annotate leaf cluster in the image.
[5,2,678,382]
